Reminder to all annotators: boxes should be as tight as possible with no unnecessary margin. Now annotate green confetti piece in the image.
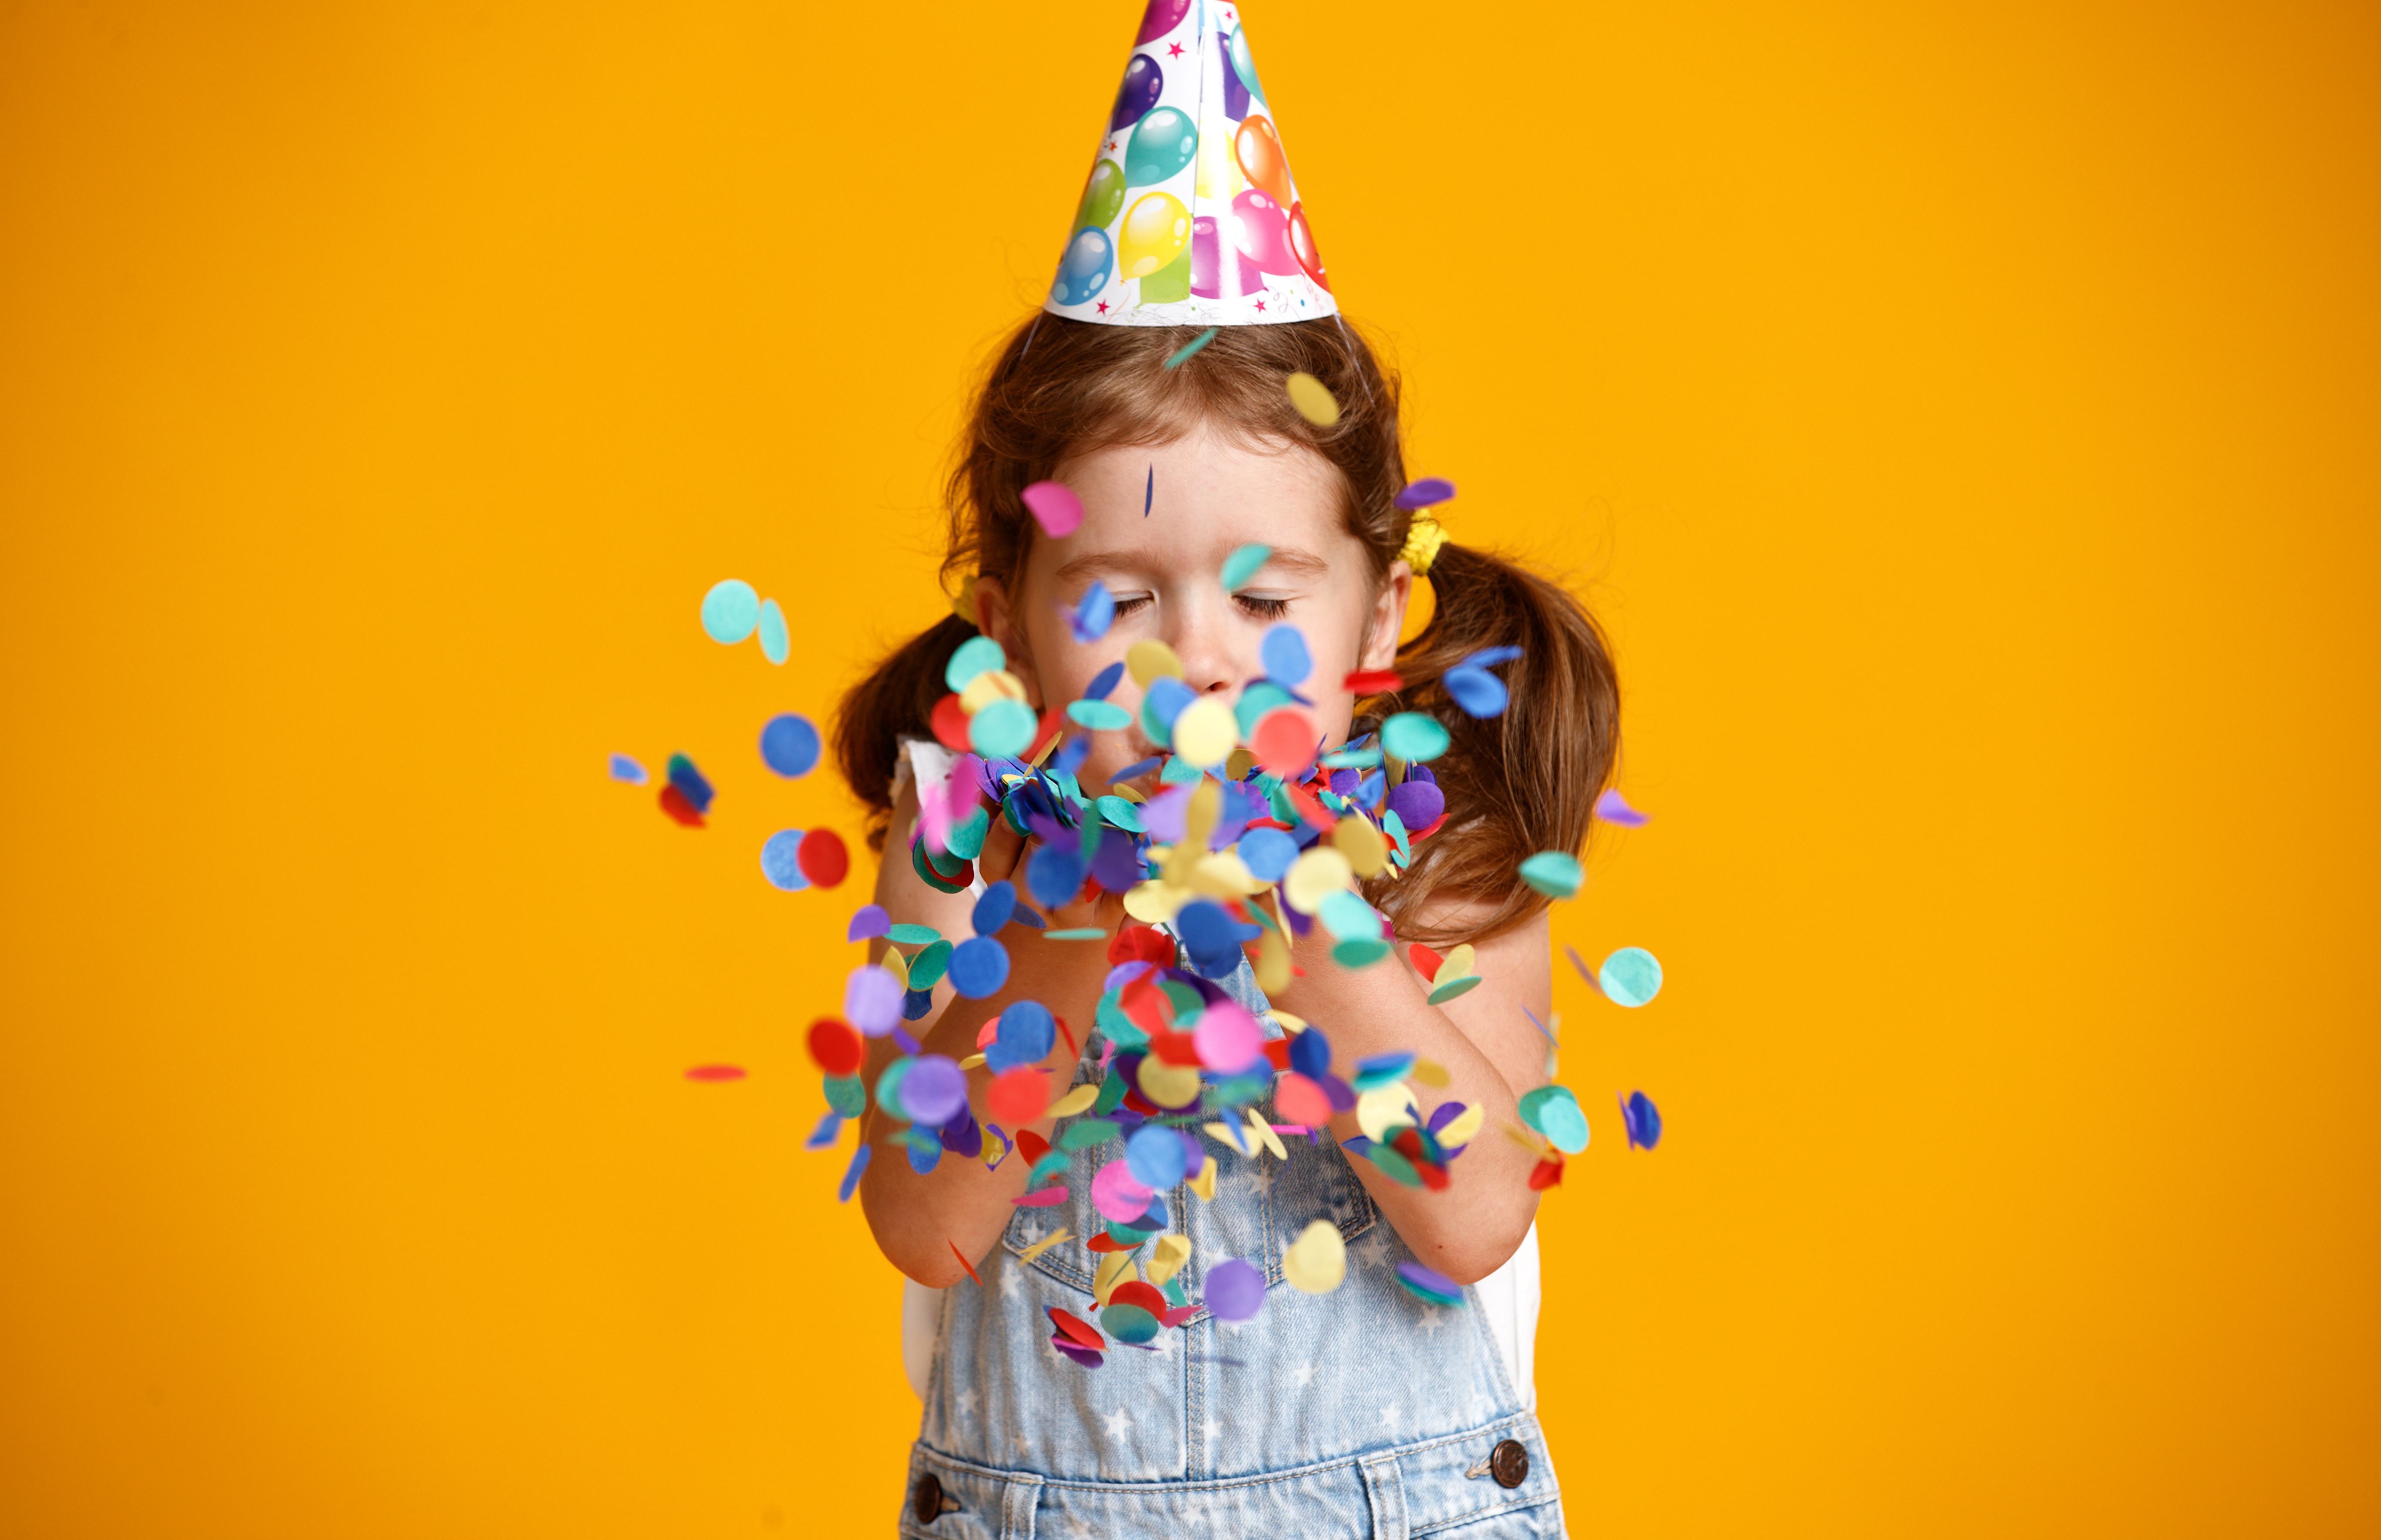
[908,939,954,990]
[944,635,1006,692]
[1096,795,1145,833]
[1043,927,1110,940]
[1362,1141,1424,1188]
[1164,326,1219,369]
[823,1075,865,1118]
[1332,937,1392,969]
[1598,946,1663,1007]
[969,697,1036,759]
[1060,1120,1123,1151]
[1518,851,1584,899]
[1425,974,1484,1006]
[887,923,942,946]
[1381,711,1450,763]
[1221,543,1272,593]
[1068,698,1133,731]
[946,806,990,860]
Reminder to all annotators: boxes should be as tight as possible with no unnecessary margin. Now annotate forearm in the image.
[1268,916,1551,1285]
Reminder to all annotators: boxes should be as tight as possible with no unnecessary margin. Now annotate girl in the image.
[832,9,1616,1536]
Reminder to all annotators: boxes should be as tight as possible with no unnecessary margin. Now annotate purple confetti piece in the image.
[1593,788,1650,827]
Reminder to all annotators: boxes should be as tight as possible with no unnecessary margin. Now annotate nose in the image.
[1167,600,1240,697]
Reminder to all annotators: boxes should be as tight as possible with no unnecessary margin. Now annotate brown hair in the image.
[832,312,1620,946]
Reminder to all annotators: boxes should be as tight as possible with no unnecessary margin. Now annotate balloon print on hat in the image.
[1226,27,1264,104]
[1053,228,1113,306]
[1190,216,1264,299]
[1126,107,1197,187]
[1229,189,1301,275]
[1216,29,1251,119]
[1135,0,1190,44]
[1076,160,1126,234]
[1110,54,1163,133]
[1289,202,1328,290]
[1118,193,1191,279]
[1233,117,1293,205]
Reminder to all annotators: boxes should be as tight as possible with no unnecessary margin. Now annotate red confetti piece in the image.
[1261,1038,1293,1071]
[1149,1030,1201,1067]
[988,1066,1050,1127]
[1107,925,1176,968]
[1275,1071,1332,1127]
[658,785,706,827]
[1086,1233,1140,1254]
[949,1240,982,1286]
[1108,1281,1170,1318]
[1013,1188,1069,1207]
[930,692,971,752]
[1055,1015,1078,1060]
[1344,669,1403,695]
[684,1064,745,1081]
[1251,707,1318,779]
[1048,1306,1105,1352]
[806,1017,864,1078]
[1016,1130,1051,1167]
[797,828,850,889]
[1161,1304,1200,1328]
[1281,779,1337,833]
[1408,943,1444,978]
[1528,1154,1565,1190]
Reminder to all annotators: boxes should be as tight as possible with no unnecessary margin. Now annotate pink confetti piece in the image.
[1021,480,1083,539]
[684,1064,746,1082]
[1012,1188,1070,1207]
[1564,946,1603,994]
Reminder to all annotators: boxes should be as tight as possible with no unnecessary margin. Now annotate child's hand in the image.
[974,818,1129,936]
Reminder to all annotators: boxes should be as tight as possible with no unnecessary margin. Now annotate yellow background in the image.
[3,0,2374,1533]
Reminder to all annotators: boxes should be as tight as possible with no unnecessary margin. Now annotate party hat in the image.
[1046,0,1335,327]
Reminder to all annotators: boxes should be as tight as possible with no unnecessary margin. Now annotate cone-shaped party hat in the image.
[1046,0,1335,327]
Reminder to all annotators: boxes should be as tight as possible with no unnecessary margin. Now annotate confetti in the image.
[666,754,714,813]
[804,1110,841,1149]
[969,697,1036,759]
[1251,708,1318,778]
[1599,946,1662,1007]
[1012,1188,1069,1207]
[1518,851,1584,899]
[1442,664,1509,719]
[760,829,810,892]
[947,936,1012,999]
[1260,624,1312,686]
[1170,697,1238,769]
[797,829,849,889]
[756,597,789,664]
[1102,1302,1160,1344]
[1163,326,1218,368]
[1395,477,1456,510]
[1594,787,1650,827]
[1086,660,1126,701]
[1144,463,1154,517]
[759,713,821,778]
[945,635,1005,691]
[1021,480,1083,539]
[949,1240,982,1286]
[1620,1090,1663,1149]
[1069,582,1116,644]
[806,1017,863,1077]
[1284,371,1340,427]
[1396,1261,1465,1306]
[1381,712,1450,763]
[1220,543,1272,593]
[701,579,760,644]
[609,753,648,784]
[1126,639,1183,686]
[658,785,705,827]
[844,964,904,1037]
[1283,1218,1347,1294]
[1344,668,1403,695]
[1519,1085,1590,1154]
[1204,1257,1265,1322]
[684,1064,745,1082]
[1015,1229,1072,1265]
[836,1141,871,1202]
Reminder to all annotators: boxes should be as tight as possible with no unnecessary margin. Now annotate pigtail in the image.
[1366,543,1620,946]
[834,613,978,852]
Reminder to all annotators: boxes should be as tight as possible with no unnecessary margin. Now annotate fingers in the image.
[977,818,1027,886]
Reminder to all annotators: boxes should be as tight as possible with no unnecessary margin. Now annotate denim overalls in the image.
[898,955,1565,1539]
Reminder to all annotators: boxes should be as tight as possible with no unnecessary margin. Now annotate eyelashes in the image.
[1108,594,1292,621]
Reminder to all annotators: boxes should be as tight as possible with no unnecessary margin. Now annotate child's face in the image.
[978,423,1408,794]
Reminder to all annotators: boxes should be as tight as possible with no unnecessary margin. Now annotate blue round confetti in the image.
[756,597,789,664]
[608,752,648,784]
[701,579,761,644]
[1288,1023,1331,1080]
[947,936,1011,999]
[992,1000,1056,1070]
[1028,845,1085,909]
[1087,660,1126,701]
[1442,664,1509,719]
[972,880,1017,937]
[1261,624,1312,686]
[1599,946,1663,1007]
[1238,826,1298,883]
[836,1141,872,1202]
[1204,1257,1265,1322]
[1622,1089,1663,1149]
[759,713,821,777]
[1143,675,1195,728]
[759,829,809,892]
[1125,1124,1187,1190]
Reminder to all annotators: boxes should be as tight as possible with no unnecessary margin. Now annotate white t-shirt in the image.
[889,738,1542,1408]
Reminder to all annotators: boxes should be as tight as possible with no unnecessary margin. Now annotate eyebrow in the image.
[1053,546,1335,584]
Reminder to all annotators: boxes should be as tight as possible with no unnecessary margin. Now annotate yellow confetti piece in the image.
[1189,1161,1219,1201]
[1203,1118,1254,1155]
[1138,1055,1203,1110]
[1016,1230,1072,1266]
[1171,696,1238,769]
[1148,1233,1192,1286]
[1334,813,1388,877]
[1283,1218,1347,1294]
[1093,1248,1137,1307]
[881,945,911,990]
[1245,1109,1288,1161]
[1271,1010,1310,1034]
[1127,638,1184,687]
[1255,922,1292,995]
[1410,1058,1451,1089]
[1224,747,1257,781]
[1285,371,1341,428]
[1502,1120,1553,1156]
[959,668,1028,715]
[1283,846,1355,914]
[1438,1104,1485,1148]
[1434,943,1476,987]
[958,1052,987,1070]
[1358,1083,1421,1142]
[1046,1082,1100,1118]
[1185,850,1261,897]
[1184,778,1220,853]
[1107,782,1149,805]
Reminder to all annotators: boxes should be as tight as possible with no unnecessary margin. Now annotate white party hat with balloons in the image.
[1046,0,1335,327]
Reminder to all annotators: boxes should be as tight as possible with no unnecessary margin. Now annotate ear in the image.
[969,573,1043,710]
[1361,560,1413,671]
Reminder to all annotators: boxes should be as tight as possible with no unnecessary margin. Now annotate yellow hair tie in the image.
[950,572,980,628]
[1398,514,1448,577]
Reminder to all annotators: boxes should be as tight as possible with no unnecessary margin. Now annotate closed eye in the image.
[1235,594,1292,620]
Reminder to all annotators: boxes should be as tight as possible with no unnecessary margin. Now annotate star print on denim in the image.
[1101,1407,1133,1440]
